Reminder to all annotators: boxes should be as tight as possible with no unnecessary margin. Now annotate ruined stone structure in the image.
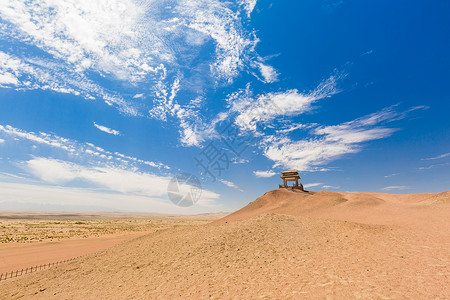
[279,170,304,191]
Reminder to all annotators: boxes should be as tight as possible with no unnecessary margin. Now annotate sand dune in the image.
[217,189,450,227]
[1,190,449,299]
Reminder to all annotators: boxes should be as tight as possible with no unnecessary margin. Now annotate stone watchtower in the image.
[279,170,304,191]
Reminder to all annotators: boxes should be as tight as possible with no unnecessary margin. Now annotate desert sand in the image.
[0,190,449,299]
[0,212,221,276]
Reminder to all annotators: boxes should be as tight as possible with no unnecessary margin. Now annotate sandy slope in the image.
[1,190,449,299]
[0,232,148,274]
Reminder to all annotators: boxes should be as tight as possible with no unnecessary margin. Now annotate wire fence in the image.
[0,256,81,282]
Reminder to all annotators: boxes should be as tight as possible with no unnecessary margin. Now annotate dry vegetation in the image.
[0,212,225,243]
[0,219,204,243]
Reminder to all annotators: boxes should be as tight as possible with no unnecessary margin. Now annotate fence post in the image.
[0,255,80,282]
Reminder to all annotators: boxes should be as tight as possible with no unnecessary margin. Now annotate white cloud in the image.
[0,0,165,81]
[303,182,322,188]
[166,70,345,149]
[384,173,400,178]
[178,1,257,83]
[253,170,276,178]
[93,122,120,136]
[25,157,167,196]
[233,158,249,164]
[262,106,414,171]
[0,172,27,180]
[276,123,312,134]
[421,152,450,160]
[382,186,411,191]
[0,125,221,211]
[322,185,340,189]
[238,0,257,18]
[232,72,344,131]
[23,157,219,206]
[0,182,220,213]
[0,51,135,114]
[0,138,4,143]
[256,61,278,83]
[0,124,170,170]
[361,49,374,56]
[219,179,242,191]
[0,71,19,85]
[0,0,269,118]
[417,162,450,170]
[147,77,213,147]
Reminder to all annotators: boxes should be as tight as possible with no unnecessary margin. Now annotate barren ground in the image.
[0,212,223,274]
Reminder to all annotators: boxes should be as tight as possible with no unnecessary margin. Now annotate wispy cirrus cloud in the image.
[231,71,345,131]
[254,61,279,83]
[384,173,400,178]
[303,182,323,188]
[421,152,450,160]
[275,123,314,134]
[253,170,276,178]
[174,70,345,148]
[0,0,271,120]
[0,0,151,79]
[262,105,426,171]
[0,124,169,170]
[238,0,257,18]
[382,185,411,191]
[219,179,243,191]
[322,185,340,189]
[417,162,450,170]
[0,51,135,113]
[93,122,120,136]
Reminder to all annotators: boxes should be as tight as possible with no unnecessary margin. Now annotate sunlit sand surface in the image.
[0,191,448,299]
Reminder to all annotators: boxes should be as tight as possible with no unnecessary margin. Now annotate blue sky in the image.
[0,0,448,213]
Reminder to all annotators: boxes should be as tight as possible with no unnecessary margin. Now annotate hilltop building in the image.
[279,170,304,191]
